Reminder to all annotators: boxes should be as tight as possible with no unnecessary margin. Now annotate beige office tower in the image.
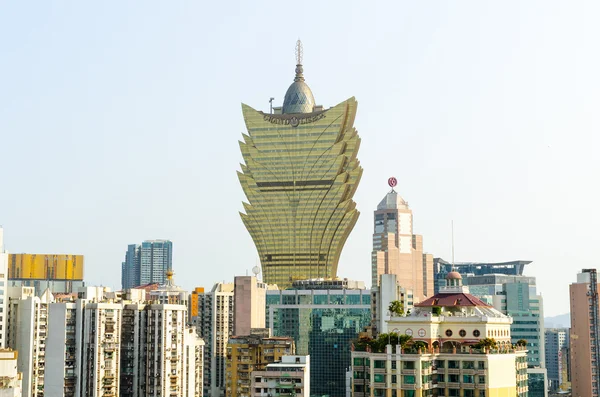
[371,188,433,302]
[233,276,268,336]
[570,268,600,397]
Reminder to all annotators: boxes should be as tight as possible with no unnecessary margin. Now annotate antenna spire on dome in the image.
[295,39,303,65]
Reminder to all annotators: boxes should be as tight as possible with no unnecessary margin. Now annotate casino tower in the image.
[238,41,362,288]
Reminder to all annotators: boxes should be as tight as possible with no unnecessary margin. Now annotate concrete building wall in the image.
[570,271,598,397]
[234,276,266,336]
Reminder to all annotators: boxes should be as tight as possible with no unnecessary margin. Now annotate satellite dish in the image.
[252,265,261,277]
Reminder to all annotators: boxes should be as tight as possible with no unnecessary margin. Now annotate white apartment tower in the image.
[10,281,202,397]
[6,287,52,397]
[0,228,10,348]
[192,282,234,397]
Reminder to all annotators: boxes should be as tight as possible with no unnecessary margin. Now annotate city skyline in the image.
[2,1,600,317]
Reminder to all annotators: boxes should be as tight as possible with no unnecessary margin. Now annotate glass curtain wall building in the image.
[238,42,362,288]
[266,281,371,397]
[121,240,173,289]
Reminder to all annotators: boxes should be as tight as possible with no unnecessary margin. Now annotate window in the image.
[353,358,364,366]
[462,361,474,369]
[404,375,415,384]
[473,329,480,337]
[448,389,460,397]
[448,374,459,383]
[403,361,415,369]
[445,329,453,337]
[391,375,397,384]
[448,361,459,369]
[374,360,386,369]
[478,361,485,370]
[459,329,467,337]
[463,375,474,383]
[479,375,486,384]
[436,360,445,369]
[374,374,385,383]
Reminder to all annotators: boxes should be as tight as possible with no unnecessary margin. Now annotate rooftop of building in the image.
[376,190,409,211]
[434,258,531,276]
[289,278,365,290]
[228,335,295,346]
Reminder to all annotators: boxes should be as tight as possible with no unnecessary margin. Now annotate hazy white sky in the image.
[1,1,599,317]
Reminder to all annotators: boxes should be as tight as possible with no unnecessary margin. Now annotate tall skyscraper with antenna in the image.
[371,178,434,302]
[238,41,362,288]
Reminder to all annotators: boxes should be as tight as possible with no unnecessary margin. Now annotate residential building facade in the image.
[0,349,23,397]
[251,356,310,397]
[233,276,269,336]
[570,268,600,397]
[225,333,294,397]
[192,282,234,397]
[0,229,8,348]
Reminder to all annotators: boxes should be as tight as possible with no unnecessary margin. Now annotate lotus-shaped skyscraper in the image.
[238,42,363,288]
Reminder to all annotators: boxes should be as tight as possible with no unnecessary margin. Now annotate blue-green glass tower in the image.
[266,280,371,397]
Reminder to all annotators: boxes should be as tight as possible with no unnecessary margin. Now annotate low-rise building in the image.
[0,349,23,397]
[226,332,294,397]
[251,355,310,397]
[350,271,529,397]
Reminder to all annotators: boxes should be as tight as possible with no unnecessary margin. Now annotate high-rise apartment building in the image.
[371,187,433,301]
[467,274,547,397]
[266,279,371,397]
[7,253,84,296]
[544,328,570,392]
[238,41,362,289]
[192,282,234,397]
[121,240,173,289]
[9,283,202,397]
[225,332,294,397]
[351,272,529,397]
[250,355,310,397]
[570,268,600,397]
[6,287,52,397]
[0,228,8,348]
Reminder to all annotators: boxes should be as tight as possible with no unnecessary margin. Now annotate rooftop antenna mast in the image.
[295,39,303,65]
[451,220,455,270]
[269,97,275,114]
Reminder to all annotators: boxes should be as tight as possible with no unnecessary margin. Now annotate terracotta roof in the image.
[415,292,491,308]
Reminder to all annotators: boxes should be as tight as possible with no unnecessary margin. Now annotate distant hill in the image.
[545,313,570,328]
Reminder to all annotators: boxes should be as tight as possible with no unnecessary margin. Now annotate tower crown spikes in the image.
[294,39,305,82]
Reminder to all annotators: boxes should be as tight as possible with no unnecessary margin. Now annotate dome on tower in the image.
[282,79,315,114]
[446,271,462,280]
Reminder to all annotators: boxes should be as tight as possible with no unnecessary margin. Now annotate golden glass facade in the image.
[8,253,84,280]
[238,98,362,288]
